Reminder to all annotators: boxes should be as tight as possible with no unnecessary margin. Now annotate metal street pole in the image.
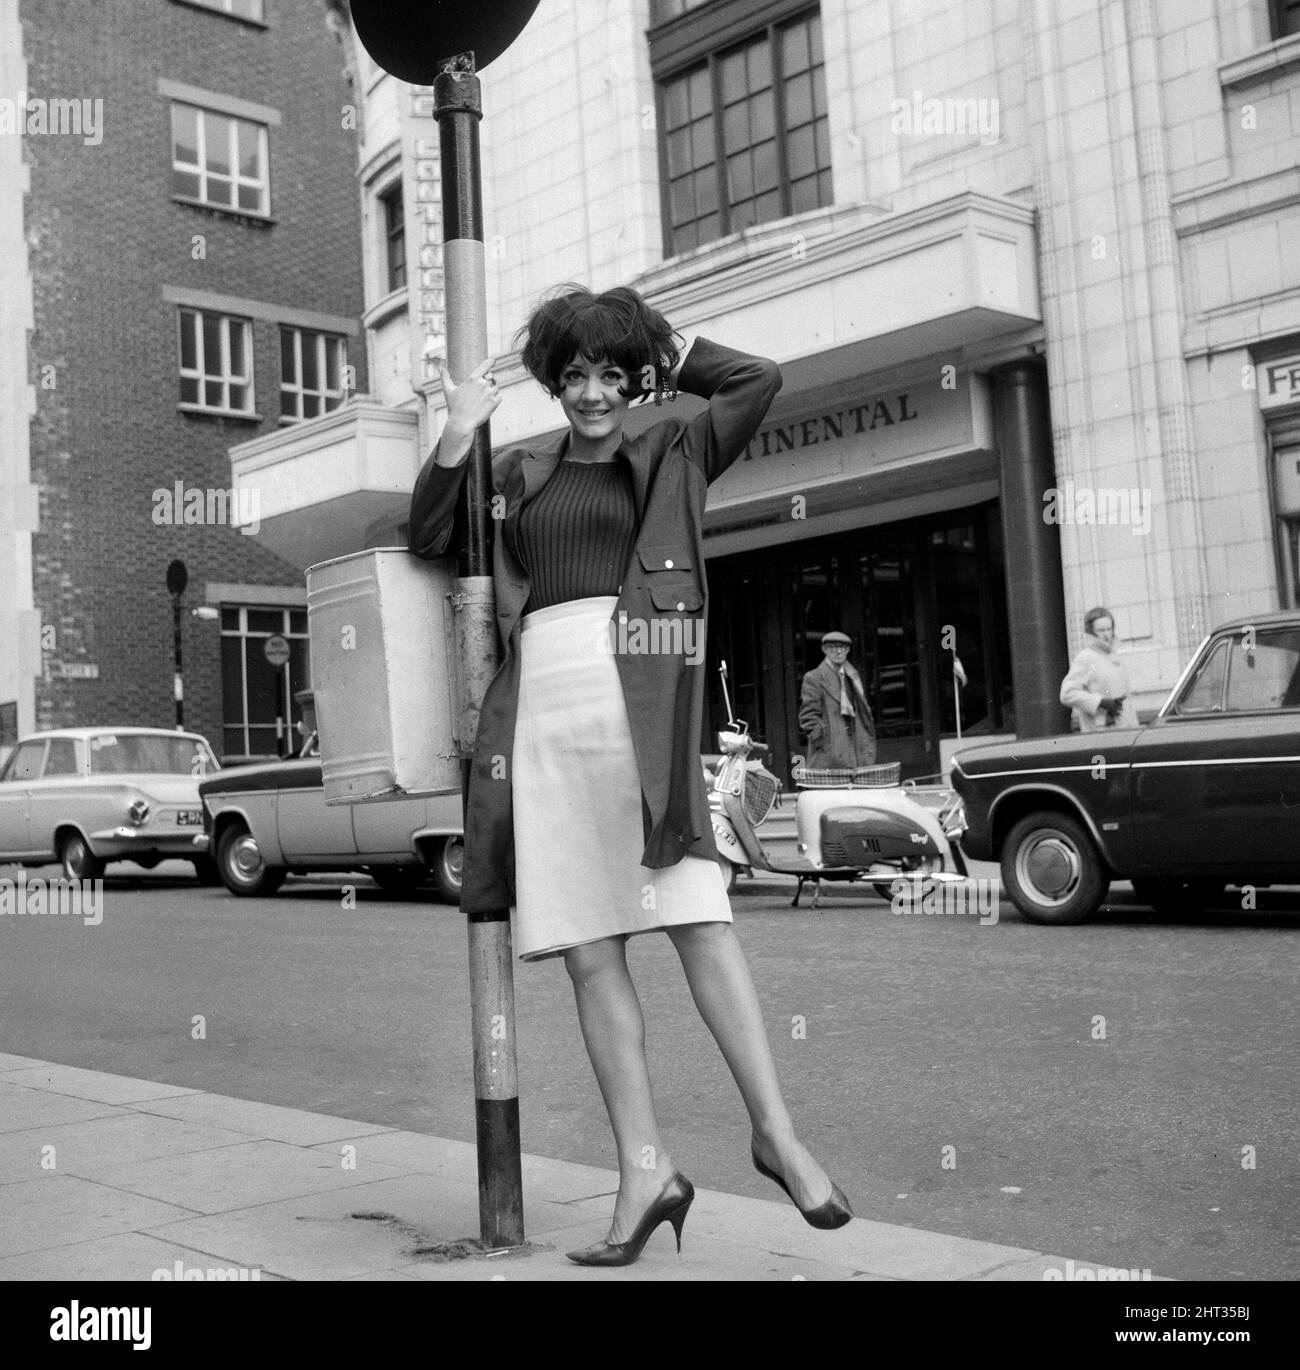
[434,52,524,1249]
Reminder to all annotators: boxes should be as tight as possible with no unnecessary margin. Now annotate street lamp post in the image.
[166,559,188,730]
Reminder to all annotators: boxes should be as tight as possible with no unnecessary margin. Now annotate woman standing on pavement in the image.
[1060,606,1140,732]
[408,284,851,1267]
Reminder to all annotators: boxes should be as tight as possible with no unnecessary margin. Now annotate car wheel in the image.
[215,823,286,897]
[59,831,106,882]
[370,865,427,894]
[1001,812,1108,925]
[192,856,222,886]
[1130,878,1227,915]
[432,836,464,904]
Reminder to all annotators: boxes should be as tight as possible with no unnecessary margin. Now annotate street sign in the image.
[264,635,291,667]
[349,0,541,81]
[165,559,187,596]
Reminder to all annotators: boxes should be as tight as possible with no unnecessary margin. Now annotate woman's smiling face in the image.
[558,354,632,442]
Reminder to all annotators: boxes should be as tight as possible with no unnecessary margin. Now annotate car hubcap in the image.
[231,834,263,879]
[1019,831,1080,905]
[65,839,86,876]
[445,841,463,881]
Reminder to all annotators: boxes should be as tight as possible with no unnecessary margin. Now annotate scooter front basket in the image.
[742,765,781,827]
[792,762,901,789]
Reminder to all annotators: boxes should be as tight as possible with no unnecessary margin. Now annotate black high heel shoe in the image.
[566,1172,695,1267]
[751,1146,853,1230]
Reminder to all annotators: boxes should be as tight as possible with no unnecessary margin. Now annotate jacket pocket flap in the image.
[637,545,694,572]
[649,585,704,612]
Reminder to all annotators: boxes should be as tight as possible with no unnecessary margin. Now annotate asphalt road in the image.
[1,863,1297,1280]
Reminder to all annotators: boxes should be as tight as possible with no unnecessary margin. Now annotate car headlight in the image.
[128,798,150,825]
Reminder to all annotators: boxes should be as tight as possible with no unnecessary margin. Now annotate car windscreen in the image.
[88,734,218,776]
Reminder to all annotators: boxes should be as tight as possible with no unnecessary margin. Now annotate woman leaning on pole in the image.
[408,284,851,1266]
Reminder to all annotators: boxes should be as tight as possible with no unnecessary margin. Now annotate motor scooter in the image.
[707,662,968,908]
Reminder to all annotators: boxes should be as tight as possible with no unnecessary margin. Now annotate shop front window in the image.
[219,605,309,758]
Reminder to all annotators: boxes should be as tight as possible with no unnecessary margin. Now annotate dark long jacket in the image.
[798,658,877,768]
[407,338,782,913]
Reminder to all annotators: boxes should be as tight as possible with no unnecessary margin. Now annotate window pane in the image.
[687,65,711,117]
[727,151,753,202]
[228,382,248,411]
[281,389,298,419]
[731,200,756,233]
[723,101,749,151]
[694,165,718,215]
[751,92,775,142]
[754,189,781,222]
[790,175,819,214]
[220,606,241,631]
[748,40,772,91]
[719,47,747,103]
[237,182,262,212]
[666,125,692,177]
[173,169,201,199]
[815,117,830,167]
[248,609,284,633]
[809,11,823,65]
[691,116,715,168]
[672,221,697,254]
[203,315,221,369]
[280,328,296,382]
[180,375,200,404]
[180,312,198,370]
[302,338,320,390]
[172,104,199,164]
[670,176,695,226]
[44,740,78,776]
[696,212,719,241]
[205,379,225,407]
[753,138,778,193]
[787,123,814,174]
[785,72,813,127]
[303,393,321,419]
[237,120,260,178]
[662,77,689,129]
[228,322,246,376]
[207,175,234,207]
[782,19,810,73]
[207,114,232,176]
[325,339,342,390]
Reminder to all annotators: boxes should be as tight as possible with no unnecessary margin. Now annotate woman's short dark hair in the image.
[516,284,682,401]
[1084,606,1114,635]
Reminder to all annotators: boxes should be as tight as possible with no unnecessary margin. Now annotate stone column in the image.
[994,361,1070,738]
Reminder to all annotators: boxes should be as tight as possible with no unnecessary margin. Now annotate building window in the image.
[171,101,270,215]
[181,0,266,21]
[220,606,309,758]
[1271,0,1300,39]
[1275,438,1300,607]
[178,309,254,414]
[380,183,406,292]
[657,7,829,255]
[280,327,348,421]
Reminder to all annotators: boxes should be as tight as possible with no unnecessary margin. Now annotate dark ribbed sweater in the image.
[514,459,638,614]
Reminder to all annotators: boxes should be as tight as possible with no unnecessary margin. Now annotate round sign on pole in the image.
[264,634,291,668]
[349,0,541,82]
[165,559,188,597]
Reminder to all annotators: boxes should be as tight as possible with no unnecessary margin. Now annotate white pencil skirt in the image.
[511,595,732,962]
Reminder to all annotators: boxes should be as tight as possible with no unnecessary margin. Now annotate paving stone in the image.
[128,1093,395,1147]
[0,1083,125,1136]
[0,1176,194,1259]
[0,1230,283,1282]
[2,1064,200,1106]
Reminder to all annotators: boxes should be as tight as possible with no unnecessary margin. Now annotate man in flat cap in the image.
[798,630,877,769]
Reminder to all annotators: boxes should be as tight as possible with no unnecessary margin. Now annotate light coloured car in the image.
[0,727,222,882]
[197,755,464,902]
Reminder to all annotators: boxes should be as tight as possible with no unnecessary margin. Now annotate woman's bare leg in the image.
[563,935,680,1241]
[666,920,836,1209]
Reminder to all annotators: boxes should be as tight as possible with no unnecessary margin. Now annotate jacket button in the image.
[676,601,685,611]
[664,558,674,568]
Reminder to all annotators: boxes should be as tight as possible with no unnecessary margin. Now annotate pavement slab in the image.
[0,1059,1174,1281]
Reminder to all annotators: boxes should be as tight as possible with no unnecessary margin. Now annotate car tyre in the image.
[192,856,222,886]
[370,865,427,894]
[59,831,105,882]
[1130,878,1227,915]
[432,836,464,904]
[1001,811,1108,925]
[216,823,286,897]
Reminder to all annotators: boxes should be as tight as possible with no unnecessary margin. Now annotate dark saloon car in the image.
[953,612,1300,923]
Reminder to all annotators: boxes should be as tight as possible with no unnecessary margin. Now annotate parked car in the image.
[0,727,222,882]
[953,611,1300,923]
[197,755,464,902]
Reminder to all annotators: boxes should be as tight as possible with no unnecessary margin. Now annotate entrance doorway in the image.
[705,504,1012,779]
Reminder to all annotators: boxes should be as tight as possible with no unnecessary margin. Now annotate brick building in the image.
[218,0,1300,777]
[0,0,365,760]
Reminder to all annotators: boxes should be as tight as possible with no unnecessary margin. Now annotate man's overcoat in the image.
[408,338,781,913]
[798,658,877,768]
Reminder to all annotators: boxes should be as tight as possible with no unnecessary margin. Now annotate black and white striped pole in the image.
[348,0,540,1250]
